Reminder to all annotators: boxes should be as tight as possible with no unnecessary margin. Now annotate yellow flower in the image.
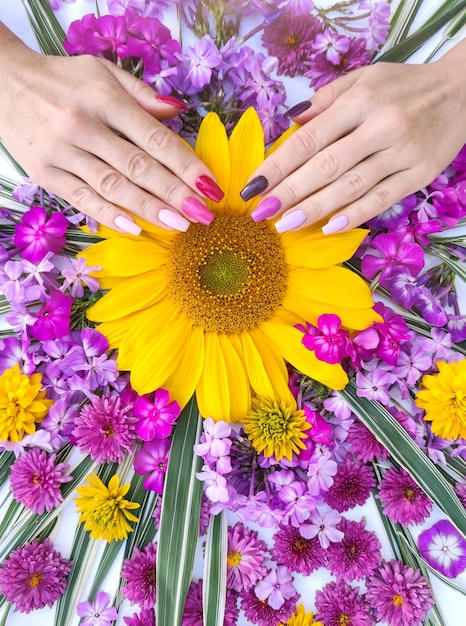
[80,109,379,422]
[0,363,53,442]
[243,397,310,461]
[279,605,323,626]
[75,473,140,542]
[416,359,466,439]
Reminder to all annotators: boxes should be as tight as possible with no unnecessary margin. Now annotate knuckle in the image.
[126,152,152,180]
[314,150,339,180]
[146,126,173,154]
[159,178,180,205]
[292,126,319,158]
[305,197,326,222]
[371,186,393,213]
[342,170,366,200]
[99,170,123,197]
[67,184,97,210]
[278,179,301,207]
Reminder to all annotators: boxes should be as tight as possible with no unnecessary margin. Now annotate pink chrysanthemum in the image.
[9,448,72,514]
[377,467,432,525]
[271,524,326,575]
[240,589,296,626]
[365,559,435,626]
[315,580,374,626]
[325,456,376,512]
[0,538,72,613]
[227,522,268,593]
[182,579,239,626]
[121,542,157,609]
[305,38,372,89]
[346,421,389,463]
[72,395,138,464]
[326,518,381,581]
[261,9,322,77]
[123,608,155,626]
[455,481,466,507]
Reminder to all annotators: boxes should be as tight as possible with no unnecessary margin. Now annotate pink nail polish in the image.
[158,208,190,232]
[322,215,349,235]
[182,197,214,225]
[274,210,306,233]
[156,94,188,110]
[195,175,225,202]
[114,215,141,236]
[251,196,281,222]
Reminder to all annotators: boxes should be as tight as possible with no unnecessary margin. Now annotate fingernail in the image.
[275,209,307,233]
[158,208,190,232]
[114,215,141,236]
[195,175,224,202]
[182,197,214,225]
[284,100,312,118]
[156,94,188,110]
[251,196,281,222]
[240,175,268,202]
[322,215,349,235]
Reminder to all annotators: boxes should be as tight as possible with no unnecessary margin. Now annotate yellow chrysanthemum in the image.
[415,359,466,439]
[243,397,310,461]
[0,363,53,442]
[282,605,324,626]
[80,108,380,422]
[74,473,140,542]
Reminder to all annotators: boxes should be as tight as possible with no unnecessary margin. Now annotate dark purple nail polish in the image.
[240,176,268,202]
[284,100,312,118]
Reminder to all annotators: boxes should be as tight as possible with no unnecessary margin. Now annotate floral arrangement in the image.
[0,1,466,626]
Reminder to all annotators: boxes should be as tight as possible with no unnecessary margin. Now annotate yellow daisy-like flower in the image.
[243,397,310,461]
[80,108,379,422]
[279,605,323,626]
[415,359,466,439]
[74,473,140,542]
[0,363,53,442]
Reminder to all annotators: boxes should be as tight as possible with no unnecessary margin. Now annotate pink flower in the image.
[134,438,171,494]
[77,591,118,625]
[301,314,350,364]
[133,388,180,440]
[30,291,72,340]
[255,566,297,610]
[14,205,68,263]
[299,505,344,549]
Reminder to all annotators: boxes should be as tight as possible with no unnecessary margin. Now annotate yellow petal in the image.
[248,328,295,403]
[195,112,230,213]
[79,238,169,278]
[197,333,230,422]
[281,227,369,268]
[240,331,276,399]
[96,310,148,350]
[164,325,205,410]
[218,334,250,423]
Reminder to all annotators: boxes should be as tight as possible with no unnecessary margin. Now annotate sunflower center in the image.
[167,215,287,333]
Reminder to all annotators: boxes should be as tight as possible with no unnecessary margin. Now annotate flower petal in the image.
[218,334,250,423]
[79,238,169,278]
[281,227,368,268]
[197,333,230,422]
[164,325,205,410]
[195,112,230,213]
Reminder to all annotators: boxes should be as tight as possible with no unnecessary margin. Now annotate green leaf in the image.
[340,383,466,536]
[156,396,204,626]
[203,511,228,626]
[21,0,67,56]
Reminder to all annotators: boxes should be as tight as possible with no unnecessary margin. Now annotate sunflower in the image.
[80,108,379,422]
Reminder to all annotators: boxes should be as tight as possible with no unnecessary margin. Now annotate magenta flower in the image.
[315,580,374,626]
[123,609,155,626]
[312,29,350,63]
[0,538,71,613]
[301,314,350,364]
[133,388,180,440]
[133,438,171,494]
[346,421,389,463]
[240,589,296,626]
[272,523,326,575]
[126,15,181,74]
[30,291,72,340]
[255,565,297,610]
[326,517,381,581]
[77,591,118,626]
[361,233,425,284]
[121,542,157,609]
[13,205,68,263]
[377,467,432,526]
[306,37,371,89]
[418,519,466,578]
[183,579,239,626]
[324,456,376,512]
[10,449,72,514]
[227,522,268,593]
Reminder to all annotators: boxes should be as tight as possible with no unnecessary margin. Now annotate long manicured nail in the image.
[284,100,312,118]
[322,215,349,235]
[275,210,307,233]
[114,215,141,236]
[251,196,281,222]
[156,94,187,110]
[158,208,190,232]
[182,197,214,225]
[195,175,224,202]
[240,176,268,202]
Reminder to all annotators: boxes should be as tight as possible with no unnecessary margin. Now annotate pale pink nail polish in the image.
[182,197,214,225]
[114,215,141,236]
[322,215,349,235]
[251,196,281,222]
[274,210,306,233]
[158,208,190,232]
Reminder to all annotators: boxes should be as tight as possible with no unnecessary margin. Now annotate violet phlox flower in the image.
[377,466,433,526]
[0,538,72,613]
[194,417,232,474]
[13,205,68,263]
[315,579,374,626]
[133,437,171,494]
[361,232,425,285]
[177,36,222,90]
[365,559,434,626]
[240,588,297,626]
[300,314,351,365]
[9,448,72,514]
[196,464,230,503]
[133,388,180,441]
[41,398,78,448]
[226,522,268,593]
[61,256,101,298]
[305,37,371,89]
[390,342,432,388]
[271,523,326,576]
[77,590,118,626]
[312,28,350,63]
[121,542,157,609]
[324,455,376,512]
[306,448,338,496]
[326,517,381,581]
[299,505,344,549]
[355,367,397,404]
[30,290,72,341]
[255,565,297,610]
[418,519,466,578]
[125,13,181,74]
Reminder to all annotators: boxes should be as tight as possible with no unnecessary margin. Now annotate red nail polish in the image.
[156,95,188,110]
[195,175,225,203]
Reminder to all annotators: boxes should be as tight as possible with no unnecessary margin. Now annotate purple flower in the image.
[366,559,434,626]
[194,417,232,472]
[306,449,338,496]
[183,579,239,626]
[326,517,381,581]
[271,523,326,575]
[312,28,350,64]
[30,291,72,341]
[301,314,350,364]
[126,15,181,74]
[299,505,344,549]
[133,388,180,440]
[9,449,72,514]
[77,591,118,625]
[133,438,171,494]
[61,256,100,298]
[355,368,397,404]
[361,233,425,284]
[325,456,376,512]
[306,37,371,89]
[346,420,389,463]
[0,538,71,613]
[377,467,432,526]
[227,522,268,592]
[178,36,222,90]
[240,588,296,626]
[418,519,466,578]
[255,565,297,610]
[121,542,157,609]
[13,206,68,263]
[123,609,155,626]
[315,580,374,626]
[196,465,229,503]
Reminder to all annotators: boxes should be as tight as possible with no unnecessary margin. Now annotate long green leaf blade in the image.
[22,0,67,56]
[203,511,228,626]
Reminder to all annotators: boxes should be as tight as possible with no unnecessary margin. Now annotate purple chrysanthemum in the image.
[227,522,268,592]
[325,456,376,512]
[326,517,381,581]
[10,449,72,514]
[315,580,375,626]
[72,395,138,463]
[182,579,239,626]
[456,481,466,507]
[346,421,389,463]
[0,538,72,613]
[240,589,296,626]
[121,542,157,609]
[418,519,466,578]
[366,559,434,626]
[261,9,322,77]
[272,523,326,575]
[305,37,372,89]
[377,467,432,525]
[123,608,155,626]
